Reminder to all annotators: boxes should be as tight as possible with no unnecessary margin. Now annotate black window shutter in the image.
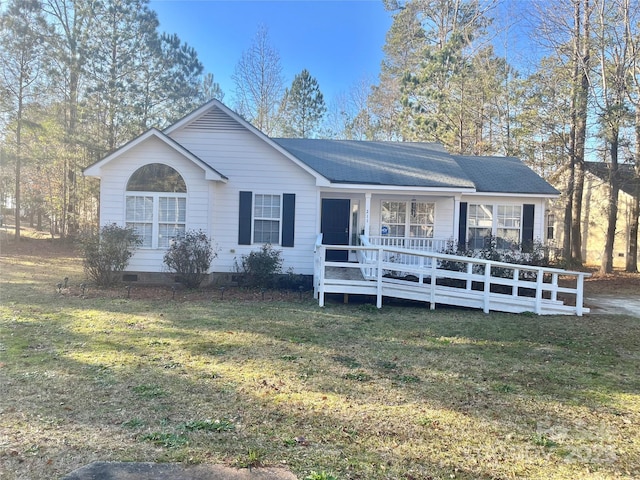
[458,202,468,249]
[281,194,295,247]
[522,204,535,253]
[238,191,252,245]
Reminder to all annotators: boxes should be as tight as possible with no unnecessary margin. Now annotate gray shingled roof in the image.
[274,138,475,189]
[274,138,557,195]
[453,155,559,195]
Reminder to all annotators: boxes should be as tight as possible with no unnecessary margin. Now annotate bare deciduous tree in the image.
[232,25,284,135]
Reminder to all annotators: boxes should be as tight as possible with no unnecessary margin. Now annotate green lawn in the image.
[1,247,639,479]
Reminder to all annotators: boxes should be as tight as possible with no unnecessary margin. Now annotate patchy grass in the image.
[0,243,639,479]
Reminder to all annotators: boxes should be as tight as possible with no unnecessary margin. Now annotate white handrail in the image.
[313,238,591,316]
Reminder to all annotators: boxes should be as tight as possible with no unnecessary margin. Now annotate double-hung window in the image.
[381,201,435,238]
[239,191,295,247]
[468,204,494,249]
[125,164,187,249]
[253,194,281,244]
[496,205,522,249]
[381,201,407,237]
[468,203,522,250]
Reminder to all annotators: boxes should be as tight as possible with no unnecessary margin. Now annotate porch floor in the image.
[325,265,364,281]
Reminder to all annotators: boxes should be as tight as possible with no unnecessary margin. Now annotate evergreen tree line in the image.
[0,0,221,240]
[2,0,640,274]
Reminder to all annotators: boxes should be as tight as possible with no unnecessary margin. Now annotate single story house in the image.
[83,100,559,283]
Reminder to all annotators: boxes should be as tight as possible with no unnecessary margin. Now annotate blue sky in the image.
[149,0,393,104]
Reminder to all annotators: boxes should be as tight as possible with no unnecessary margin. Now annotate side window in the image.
[125,164,187,249]
[468,204,493,249]
[253,194,281,244]
[496,205,522,249]
[468,204,525,250]
[239,192,295,247]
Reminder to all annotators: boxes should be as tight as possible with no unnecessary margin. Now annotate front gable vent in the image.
[184,107,245,132]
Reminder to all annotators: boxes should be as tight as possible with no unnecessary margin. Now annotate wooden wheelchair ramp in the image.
[314,244,590,316]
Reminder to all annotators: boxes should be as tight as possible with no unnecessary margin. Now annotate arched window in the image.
[125,164,187,248]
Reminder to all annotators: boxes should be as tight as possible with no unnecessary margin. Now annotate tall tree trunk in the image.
[563,164,575,261]
[570,0,591,265]
[627,108,640,272]
[601,132,621,274]
[14,88,22,241]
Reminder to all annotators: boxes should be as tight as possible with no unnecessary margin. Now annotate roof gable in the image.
[164,100,330,185]
[585,162,640,197]
[83,128,228,182]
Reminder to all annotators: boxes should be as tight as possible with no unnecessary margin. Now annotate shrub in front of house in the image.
[236,243,283,288]
[82,223,141,287]
[437,236,552,293]
[163,230,217,288]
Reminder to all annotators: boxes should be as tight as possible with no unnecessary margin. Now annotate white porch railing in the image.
[314,235,590,316]
[366,235,448,252]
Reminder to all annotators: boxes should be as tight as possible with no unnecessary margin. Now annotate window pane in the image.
[469,227,492,249]
[158,224,185,248]
[126,222,152,248]
[389,225,405,237]
[255,194,280,219]
[126,196,153,222]
[497,205,521,228]
[497,228,520,249]
[127,164,186,192]
[254,219,280,244]
[409,202,434,238]
[159,197,186,222]
[382,201,406,235]
[468,204,493,227]
[410,225,433,238]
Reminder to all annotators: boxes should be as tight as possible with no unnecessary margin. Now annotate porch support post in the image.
[364,192,372,240]
[453,195,461,242]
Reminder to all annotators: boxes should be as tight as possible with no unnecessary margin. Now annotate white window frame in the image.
[126,192,186,249]
[381,200,435,239]
[253,193,281,245]
[467,203,522,250]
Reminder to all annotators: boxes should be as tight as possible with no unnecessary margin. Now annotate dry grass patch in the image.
[1,242,639,479]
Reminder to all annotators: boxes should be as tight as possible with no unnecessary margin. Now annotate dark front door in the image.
[321,199,350,262]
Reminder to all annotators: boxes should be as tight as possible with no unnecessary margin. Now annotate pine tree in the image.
[0,0,48,240]
[278,69,326,138]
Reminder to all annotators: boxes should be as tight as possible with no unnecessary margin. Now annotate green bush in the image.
[439,236,551,279]
[163,230,216,288]
[236,243,283,288]
[82,223,141,286]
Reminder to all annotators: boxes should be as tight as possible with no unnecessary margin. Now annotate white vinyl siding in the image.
[170,120,317,274]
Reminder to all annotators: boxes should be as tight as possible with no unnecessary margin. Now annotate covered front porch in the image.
[318,190,461,262]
